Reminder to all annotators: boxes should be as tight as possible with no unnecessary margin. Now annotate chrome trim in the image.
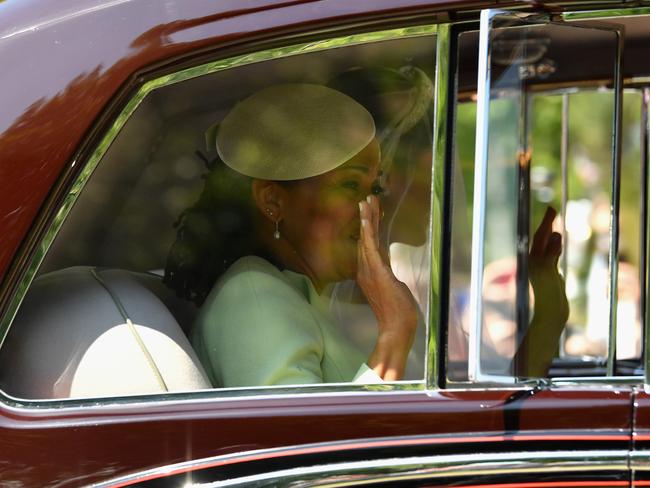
[460,79,650,100]
[630,450,650,471]
[447,375,641,390]
[563,8,650,22]
[1,380,427,412]
[469,9,577,384]
[0,25,440,407]
[606,25,625,377]
[94,449,629,488]
[469,9,548,384]
[515,88,532,364]
[548,375,641,387]
[559,93,569,357]
[428,24,451,390]
[468,8,500,383]
[561,93,569,283]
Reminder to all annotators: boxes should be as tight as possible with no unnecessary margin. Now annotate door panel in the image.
[44,388,631,487]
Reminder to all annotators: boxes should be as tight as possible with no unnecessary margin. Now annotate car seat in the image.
[0,266,210,399]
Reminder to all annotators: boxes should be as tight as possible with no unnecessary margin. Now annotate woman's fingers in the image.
[530,206,557,258]
[366,194,380,234]
[358,199,384,271]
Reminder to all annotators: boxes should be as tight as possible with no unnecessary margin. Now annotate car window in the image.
[0,28,438,400]
[447,14,645,384]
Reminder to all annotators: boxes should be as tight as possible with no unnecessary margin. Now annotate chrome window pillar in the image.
[515,88,532,362]
[560,94,570,286]
[606,28,625,376]
[468,9,543,384]
[467,8,500,384]
[428,23,452,390]
[559,93,569,357]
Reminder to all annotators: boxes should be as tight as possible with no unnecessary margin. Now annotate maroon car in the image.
[1,0,649,486]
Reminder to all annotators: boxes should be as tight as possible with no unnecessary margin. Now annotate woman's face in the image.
[281,139,380,287]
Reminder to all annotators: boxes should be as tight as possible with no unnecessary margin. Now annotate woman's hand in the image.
[517,206,569,377]
[357,194,418,380]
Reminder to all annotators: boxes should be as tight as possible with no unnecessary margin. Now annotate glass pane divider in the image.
[467,9,519,384]
[466,9,492,383]
[559,93,569,358]
[606,28,625,377]
[560,94,570,282]
[643,87,650,384]
[428,23,452,390]
[515,88,532,374]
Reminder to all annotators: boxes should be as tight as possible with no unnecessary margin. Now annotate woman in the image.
[326,66,436,380]
[166,83,418,387]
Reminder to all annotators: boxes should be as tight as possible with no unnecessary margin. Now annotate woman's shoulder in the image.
[220,255,287,290]
[203,256,303,308]
[195,255,322,345]
[227,255,284,278]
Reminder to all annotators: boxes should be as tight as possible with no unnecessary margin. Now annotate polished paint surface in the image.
[0,388,633,485]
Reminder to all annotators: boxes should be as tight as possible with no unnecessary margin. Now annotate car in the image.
[1,0,650,486]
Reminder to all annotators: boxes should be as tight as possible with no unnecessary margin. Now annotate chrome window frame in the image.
[449,78,650,389]
[0,23,445,408]
[553,9,650,387]
[555,8,650,389]
[466,8,627,386]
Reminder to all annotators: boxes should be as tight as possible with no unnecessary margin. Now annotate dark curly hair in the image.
[163,151,261,305]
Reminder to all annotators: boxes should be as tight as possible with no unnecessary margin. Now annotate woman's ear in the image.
[251,179,286,222]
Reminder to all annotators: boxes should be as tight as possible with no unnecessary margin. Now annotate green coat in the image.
[192,256,377,388]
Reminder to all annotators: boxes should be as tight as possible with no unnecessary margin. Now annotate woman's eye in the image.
[342,180,360,192]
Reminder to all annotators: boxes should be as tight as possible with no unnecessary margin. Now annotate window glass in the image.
[448,19,643,383]
[531,90,642,367]
[0,33,437,399]
[451,94,643,382]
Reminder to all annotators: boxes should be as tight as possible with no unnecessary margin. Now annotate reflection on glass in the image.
[542,91,643,363]
[450,17,624,382]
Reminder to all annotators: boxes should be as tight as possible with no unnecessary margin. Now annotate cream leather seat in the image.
[0,266,210,399]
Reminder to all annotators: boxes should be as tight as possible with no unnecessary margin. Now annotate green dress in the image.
[192,256,379,387]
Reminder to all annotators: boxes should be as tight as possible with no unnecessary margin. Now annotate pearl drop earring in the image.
[266,208,280,239]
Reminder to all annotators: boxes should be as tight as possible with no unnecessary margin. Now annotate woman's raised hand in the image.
[517,206,570,377]
[357,194,418,380]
